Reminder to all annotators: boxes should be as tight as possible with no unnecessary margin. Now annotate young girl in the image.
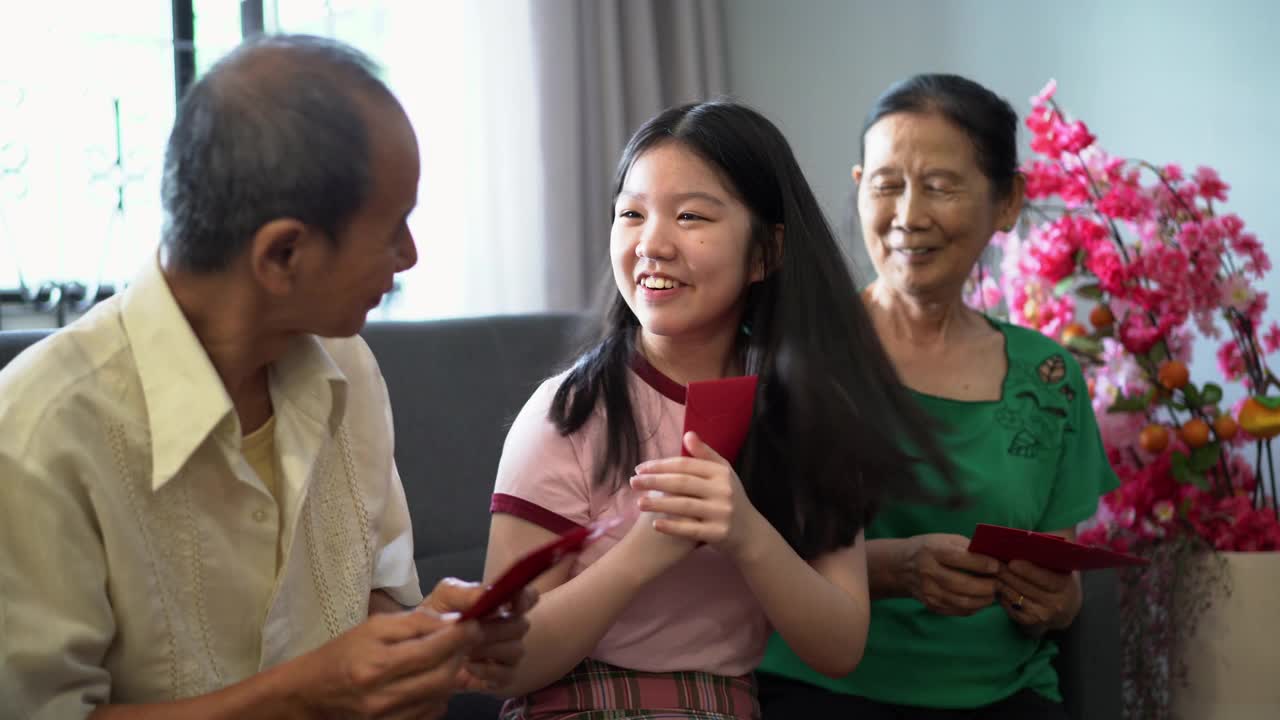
[484,101,952,719]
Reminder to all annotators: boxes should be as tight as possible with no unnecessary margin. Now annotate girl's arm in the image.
[481,512,694,697]
[733,524,869,677]
[634,432,869,677]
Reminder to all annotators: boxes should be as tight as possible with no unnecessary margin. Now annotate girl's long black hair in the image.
[550,100,954,560]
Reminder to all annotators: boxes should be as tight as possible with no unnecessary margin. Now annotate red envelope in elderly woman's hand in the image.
[681,375,758,463]
[968,523,1150,574]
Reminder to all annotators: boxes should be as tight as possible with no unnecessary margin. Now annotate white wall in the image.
[725,0,1280,388]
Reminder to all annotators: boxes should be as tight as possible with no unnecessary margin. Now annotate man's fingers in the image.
[369,607,451,643]
[462,659,517,690]
[425,577,485,615]
[472,638,526,666]
[506,586,538,616]
[371,650,468,715]
[476,615,530,647]
[380,619,482,681]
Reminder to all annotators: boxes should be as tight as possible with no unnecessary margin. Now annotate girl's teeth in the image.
[642,277,677,289]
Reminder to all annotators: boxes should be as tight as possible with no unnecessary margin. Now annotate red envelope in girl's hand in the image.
[968,523,1150,574]
[682,375,759,463]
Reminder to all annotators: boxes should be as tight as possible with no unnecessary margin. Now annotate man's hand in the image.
[421,577,538,691]
[291,607,481,719]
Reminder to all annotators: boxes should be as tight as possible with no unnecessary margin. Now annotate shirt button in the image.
[252,509,268,523]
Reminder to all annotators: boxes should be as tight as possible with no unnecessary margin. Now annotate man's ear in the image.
[852,164,864,185]
[248,219,313,296]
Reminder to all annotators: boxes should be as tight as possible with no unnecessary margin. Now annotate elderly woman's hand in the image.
[900,533,1001,616]
[996,560,1082,633]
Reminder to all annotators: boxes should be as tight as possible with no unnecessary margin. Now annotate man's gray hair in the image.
[160,34,399,273]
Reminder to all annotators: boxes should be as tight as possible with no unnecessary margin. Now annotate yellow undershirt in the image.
[242,416,282,571]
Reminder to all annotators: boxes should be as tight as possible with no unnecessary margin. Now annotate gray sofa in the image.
[0,314,1119,719]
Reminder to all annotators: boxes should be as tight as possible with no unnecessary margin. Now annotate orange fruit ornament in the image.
[1090,305,1115,329]
[1213,414,1239,441]
[1061,323,1088,343]
[1179,418,1211,449]
[1157,360,1190,391]
[1139,424,1169,453]
[1238,397,1280,439]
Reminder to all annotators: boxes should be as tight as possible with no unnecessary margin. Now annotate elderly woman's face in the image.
[855,112,1020,300]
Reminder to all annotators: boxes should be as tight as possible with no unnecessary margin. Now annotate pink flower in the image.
[1231,232,1272,277]
[963,273,1003,312]
[1265,323,1280,354]
[1163,163,1184,182]
[1031,79,1058,107]
[1061,120,1097,155]
[1117,311,1173,354]
[1085,244,1127,296]
[1194,166,1230,202]
[1025,240,1078,284]
[1220,273,1256,313]
[1217,339,1246,381]
[1153,499,1176,524]
[1218,213,1245,239]
[1096,182,1153,221]
[1193,309,1221,339]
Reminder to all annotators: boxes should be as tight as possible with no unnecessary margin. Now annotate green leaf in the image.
[1183,384,1202,408]
[1171,451,1190,482]
[1108,389,1155,413]
[1065,336,1103,355]
[1147,344,1170,365]
[1075,283,1103,300]
[1189,472,1211,490]
[1189,443,1222,473]
[1169,401,1188,411]
[1053,277,1074,297]
[1201,383,1223,406]
[1254,396,1280,410]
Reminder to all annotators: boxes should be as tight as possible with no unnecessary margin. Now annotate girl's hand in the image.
[629,431,767,562]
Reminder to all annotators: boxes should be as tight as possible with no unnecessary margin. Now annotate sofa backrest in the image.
[0,314,594,596]
[360,314,592,591]
[0,330,49,370]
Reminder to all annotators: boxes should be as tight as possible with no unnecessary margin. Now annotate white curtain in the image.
[274,0,548,320]
[532,0,727,311]
[274,0,726,319]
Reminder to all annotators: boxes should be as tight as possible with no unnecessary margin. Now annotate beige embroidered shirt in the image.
[0,261,423,718]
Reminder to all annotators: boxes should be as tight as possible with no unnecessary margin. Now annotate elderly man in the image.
[0,35,531,719]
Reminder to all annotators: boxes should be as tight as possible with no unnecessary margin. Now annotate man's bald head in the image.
[160,35,405,273]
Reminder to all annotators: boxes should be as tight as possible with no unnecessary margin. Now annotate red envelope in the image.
[460,518,619,620]
[968,523,1149,574]
[681,375,759,463]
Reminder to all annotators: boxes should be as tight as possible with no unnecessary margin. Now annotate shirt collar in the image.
[121,260,348,491]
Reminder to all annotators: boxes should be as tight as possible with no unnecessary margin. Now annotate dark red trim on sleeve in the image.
[490,493,583,534]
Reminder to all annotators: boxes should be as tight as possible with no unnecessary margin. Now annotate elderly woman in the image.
[756,74,1118,719]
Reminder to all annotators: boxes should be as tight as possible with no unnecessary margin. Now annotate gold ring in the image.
[1012,594,1025,610]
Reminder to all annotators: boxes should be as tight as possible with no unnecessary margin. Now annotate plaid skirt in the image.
[501,658,761,720]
